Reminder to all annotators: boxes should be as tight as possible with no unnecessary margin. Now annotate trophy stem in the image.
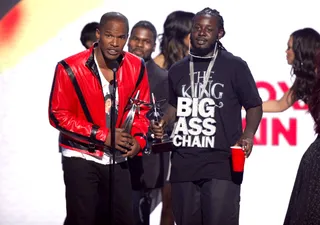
[121,104,137,133]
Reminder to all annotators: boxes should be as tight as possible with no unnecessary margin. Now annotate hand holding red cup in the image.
[231,146,245,172]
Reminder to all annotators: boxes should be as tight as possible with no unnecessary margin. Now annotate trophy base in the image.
[151,140,175,153]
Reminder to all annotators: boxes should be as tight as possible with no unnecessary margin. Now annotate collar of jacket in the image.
[85,42,125,80]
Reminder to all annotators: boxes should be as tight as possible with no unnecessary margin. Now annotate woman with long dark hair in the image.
[153,10,195,225]
[154,10,195,70]
[263,28,320,112]
[282,28,320,224]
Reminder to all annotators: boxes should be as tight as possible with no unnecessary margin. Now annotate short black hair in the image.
[131,20,157,42]
[104,93,112,101]
[194,7,225,38]
[99,12,129,33]
[80,22,99,48]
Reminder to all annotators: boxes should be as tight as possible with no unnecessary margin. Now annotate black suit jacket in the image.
[129,59,170,190]
[146,59,168,114]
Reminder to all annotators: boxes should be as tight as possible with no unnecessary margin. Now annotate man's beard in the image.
[130,48,152,62]
[143,55,152,62]
[190,37,217,57]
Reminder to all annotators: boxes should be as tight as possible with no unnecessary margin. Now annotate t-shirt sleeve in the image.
[168,68,177,108]
[234,60,262,110]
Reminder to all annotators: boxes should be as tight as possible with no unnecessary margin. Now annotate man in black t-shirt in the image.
[151,7,263,225]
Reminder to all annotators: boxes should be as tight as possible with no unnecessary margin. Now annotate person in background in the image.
[152,10,195,225]
[275,28,320,225]
[154,10,195,70]
[49,12,150,225]
[80,22,99,49]
[127,20,169,225]
[262,28,320,113]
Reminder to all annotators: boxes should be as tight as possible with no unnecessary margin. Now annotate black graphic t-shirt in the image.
[168,50,262,182]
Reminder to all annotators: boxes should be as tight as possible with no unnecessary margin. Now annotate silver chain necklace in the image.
[189,43,219,98]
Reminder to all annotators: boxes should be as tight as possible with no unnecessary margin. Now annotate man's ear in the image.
[96,28,100,40]
[218,29,225,39]
[152,43,156,52]
[183,33,191,47]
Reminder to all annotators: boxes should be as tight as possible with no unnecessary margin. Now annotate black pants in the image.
[171,179,240,225]
[128,155,164,225]
[131,188,162,225]
[62,157,134,225]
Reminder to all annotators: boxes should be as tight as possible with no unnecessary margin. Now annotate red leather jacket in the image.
[49,46,150,158]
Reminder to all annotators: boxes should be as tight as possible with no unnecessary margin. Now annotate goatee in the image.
[190,37,217,57]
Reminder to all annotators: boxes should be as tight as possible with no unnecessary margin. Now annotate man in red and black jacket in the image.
[49,12,150,225]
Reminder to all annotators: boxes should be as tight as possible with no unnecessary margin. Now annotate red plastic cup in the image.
[231,146,245,172]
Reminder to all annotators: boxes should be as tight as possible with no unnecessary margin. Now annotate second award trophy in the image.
[149,93,174,153]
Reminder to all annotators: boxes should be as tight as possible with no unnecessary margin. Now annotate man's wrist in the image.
[134,133,147,151]
[242,130,255,139]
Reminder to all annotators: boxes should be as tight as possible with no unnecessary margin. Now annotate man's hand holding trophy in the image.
[110,90,148,158]
[118,91,174,156]
[148,93,174,153]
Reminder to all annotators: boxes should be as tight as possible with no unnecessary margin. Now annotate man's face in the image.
[286,36,295,65]
[128,27,155,61]
[190,15,219,56]
[96,18,128,60]
[105,98,112,113]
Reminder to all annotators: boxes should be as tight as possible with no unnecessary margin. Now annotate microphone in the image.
[100,49,121,225]
[107,59,118,225]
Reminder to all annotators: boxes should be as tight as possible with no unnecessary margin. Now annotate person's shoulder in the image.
[157,67,168,80]
[123,51,143,66]
[153,54,165,69]
[147,59,168,79]
[122,52,148,79]
[219,50,248,68]
[169,56,189,72]
[167,56,189,82]
[62,48,92,66]
[153,61,168,74]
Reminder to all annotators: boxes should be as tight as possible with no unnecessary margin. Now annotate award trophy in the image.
[149,93,174,153]
[122,90,144,133]
[121,90,151,154]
